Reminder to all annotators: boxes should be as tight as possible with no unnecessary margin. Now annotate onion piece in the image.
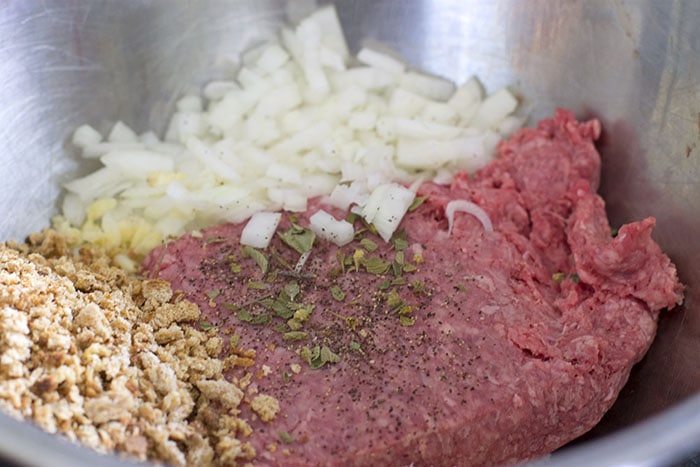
[56,3,524,256]
[328,180,369,210]
[445,200,493,235]
[399,71,456,102]
[309,210,354,246]
[357,47,406,74]
[108,121,139,143]
[362,183,415,242]
[100,150,175,179]
[240,212,282,248]
[294,250,312,273]
[72,124,103,149]
[469,88,518,130]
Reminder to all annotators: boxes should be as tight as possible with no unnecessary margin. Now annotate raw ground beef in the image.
[143,109,684,466]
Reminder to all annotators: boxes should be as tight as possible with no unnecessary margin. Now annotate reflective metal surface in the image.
[0,0,699,465]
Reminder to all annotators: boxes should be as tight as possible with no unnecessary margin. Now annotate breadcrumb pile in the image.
[0,230,279,465]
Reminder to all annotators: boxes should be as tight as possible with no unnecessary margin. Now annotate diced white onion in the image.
[240,211,282,248]
[329,67,397,91]
[399,71,456,101]
[328,181,369,210]
[396,135,488,171]
[203,80,239,101]
[100,150,175,178]
[63,167,132,202]
[176,94,203,112]
[56,3,523,255]
[357,47,406,74]
[72,124,103,149]
[309,210,354,246]
[108,121,139,143]
[255,43,290,73]
[320,46,346,71]
[61,192,86,227]
[445,199,493,235]
[305,5,350,63]
[81,142,145,159]
[362,183,415,242]
[469,88,518,130]
[448,77,483,123]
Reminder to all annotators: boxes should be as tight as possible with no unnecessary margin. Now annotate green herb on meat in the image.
[279,431,295,444]
[352,249,364,272]
[331,285,346,301]
[279,223,315,254]
[386,289,403,308]
[287,305,313,330]
[230,335,239,348]
[399,315,416,326]
[552,272,566,282]
[292,306,311,323]
[408,195,428,212]
[391,228,409,251]
[283,280,300,301]
[300,345,340,369]
[384,288,416,325]
[359,238,378,252]
[206,289,220,300]
[283,331,308,341]
[235,309,271,325]
[391,277,407,286]
[242,245,269,274]
[229,261,242,274]
[392,250,405,276]
[336,250,347,274]
[410,280,426,294]
[552,272,580,284]
[346,316,359,330]
[272,322,288,333]
[247,281,267,290]
[361,256,391,275]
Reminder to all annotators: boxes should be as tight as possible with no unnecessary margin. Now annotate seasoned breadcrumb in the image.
[0,229,279,465]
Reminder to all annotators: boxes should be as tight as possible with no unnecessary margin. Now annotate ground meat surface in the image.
[144,109,684,466]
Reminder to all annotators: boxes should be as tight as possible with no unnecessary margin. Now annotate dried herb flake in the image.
[242,245,269,274]
[279,224,315,254]
[360,238,378,252]
[283,331,308,341]
[331,285,346,301]
[408,195,428,212]
[206,289,220,300]
[361,256,391,275]
[236,309,271,325]
[279,431,295,444]
[247,281,267,290]
[300,345,340,369]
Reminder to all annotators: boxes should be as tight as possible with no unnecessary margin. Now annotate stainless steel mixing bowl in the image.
[1,1,699,465]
